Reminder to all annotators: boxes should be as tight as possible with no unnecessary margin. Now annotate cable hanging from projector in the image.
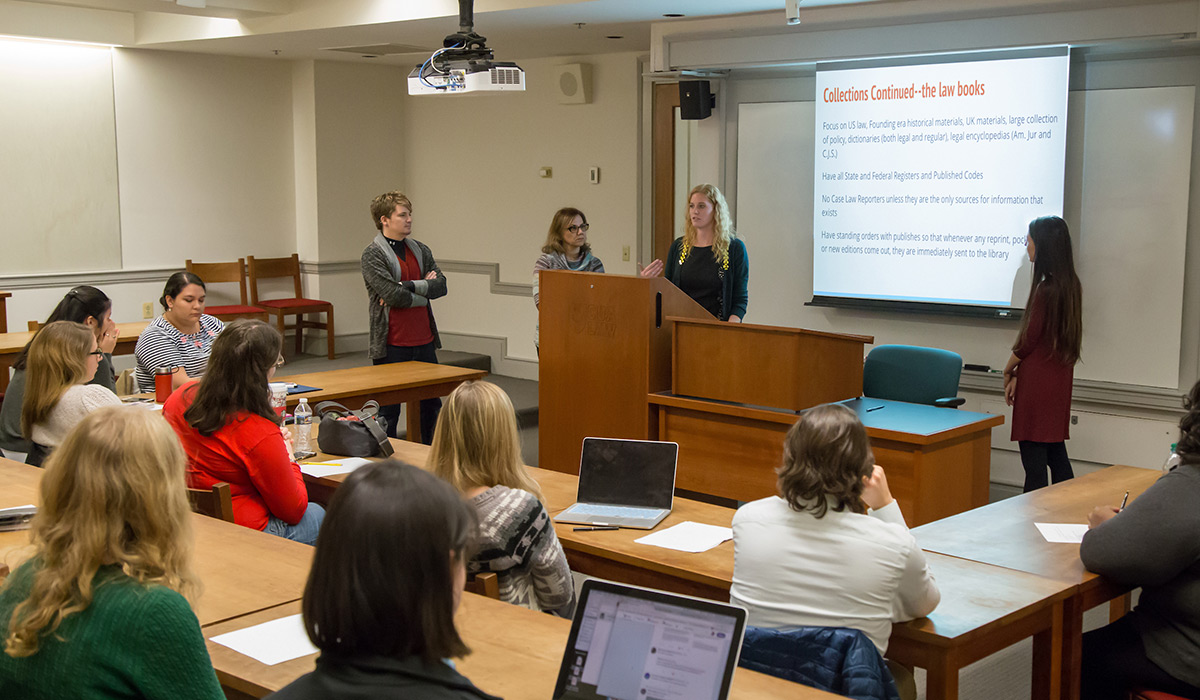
[408,0,526,95]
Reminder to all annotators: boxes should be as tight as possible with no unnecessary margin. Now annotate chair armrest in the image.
[934,397,966,409]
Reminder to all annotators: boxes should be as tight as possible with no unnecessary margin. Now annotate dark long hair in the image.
[776,403,875,518]
[160,271,205,312]
[1176,379,1200,467]
[183,319,280,436]
[13,286,111,371]
[302,460,477,663]
[1013,216,1082,365]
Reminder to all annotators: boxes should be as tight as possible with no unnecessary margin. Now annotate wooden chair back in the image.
[186,259,250,305]
[465,571,500,600]
[246,254,304,304]
[187,482,235,523]
[27,320,41,331]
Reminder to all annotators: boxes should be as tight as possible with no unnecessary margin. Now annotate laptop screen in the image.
[577,438,677,509]
[553,580,746,700]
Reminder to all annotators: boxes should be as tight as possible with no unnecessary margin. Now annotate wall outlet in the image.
[622,245,630,261]
[589,166,600,184]
[142,302,154,319]
[539,166,552,178]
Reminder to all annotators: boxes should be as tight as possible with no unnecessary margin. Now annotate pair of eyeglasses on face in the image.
[276,355,286,368]
[87,350,104,358]
[567,223,590,234]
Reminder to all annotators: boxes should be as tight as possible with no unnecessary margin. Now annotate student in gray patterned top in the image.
[429,380,577,618]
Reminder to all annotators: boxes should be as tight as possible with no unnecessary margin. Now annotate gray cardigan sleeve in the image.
[361,245,425,309]
[1079,467,1200,588]
[417,240,447,300]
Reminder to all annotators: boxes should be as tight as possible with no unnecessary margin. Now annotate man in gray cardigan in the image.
[361,191,447,443]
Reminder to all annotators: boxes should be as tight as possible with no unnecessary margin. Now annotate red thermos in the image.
[155,366,175,404]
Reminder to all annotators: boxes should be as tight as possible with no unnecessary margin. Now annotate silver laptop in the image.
[552,579,747,700]
[553,437,678,529]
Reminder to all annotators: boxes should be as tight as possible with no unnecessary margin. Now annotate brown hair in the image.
[183,319,281,436]
[1176,379,1200,467]
[21,321,94,437]
[776,403,874,518]
[13,286,111,372]
[5,407,198,656]
[302,460,477,664]
[541,207,590,257]
[1014,216,1082,365]
[370,191,413,231]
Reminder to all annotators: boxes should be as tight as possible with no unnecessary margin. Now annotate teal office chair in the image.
[862,345,966,409]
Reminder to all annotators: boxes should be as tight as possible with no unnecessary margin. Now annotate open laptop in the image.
[552,579,747,700]
[553,437,678,529]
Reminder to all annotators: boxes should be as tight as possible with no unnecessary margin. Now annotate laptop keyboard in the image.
[570,504,659,519]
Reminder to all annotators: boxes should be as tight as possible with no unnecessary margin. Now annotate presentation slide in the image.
[812,50,1069,310]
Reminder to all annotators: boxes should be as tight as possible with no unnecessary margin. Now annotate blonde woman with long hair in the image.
[655,183,749,322]
[428,380,576,618]
[20,321,121,467]
[0,407,224,699]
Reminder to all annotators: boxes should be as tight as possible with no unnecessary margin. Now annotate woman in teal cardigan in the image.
[657,183,749,322]
[0,407,223,700]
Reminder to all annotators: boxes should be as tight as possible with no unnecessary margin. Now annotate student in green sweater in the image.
[0,406,224,700]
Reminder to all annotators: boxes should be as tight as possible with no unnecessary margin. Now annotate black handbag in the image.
[314,400,394,458]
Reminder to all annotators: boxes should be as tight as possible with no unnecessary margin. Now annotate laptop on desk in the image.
[552,437,678,530]
[552,579,747,700]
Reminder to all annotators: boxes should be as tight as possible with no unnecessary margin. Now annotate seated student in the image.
[134,271,225,393]
[730,403,940,655]
[162,319,324,545]
[428,380,576,618]
[1078,377,1200,700]
[269,460,500,700]
[20,321,122,466]
[0,407,224,700]
[0,286,119,461]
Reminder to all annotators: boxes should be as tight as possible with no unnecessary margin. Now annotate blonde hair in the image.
[21,321,93,438]
[682,183,736,265]
[4,407,199,657]
[428,381,544,503]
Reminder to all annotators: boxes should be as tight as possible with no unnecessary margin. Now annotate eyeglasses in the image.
[567,223,590,234]
[276,356,286,368]
[87,350,103,358]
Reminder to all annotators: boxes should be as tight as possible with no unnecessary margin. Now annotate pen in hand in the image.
[1119,490,1130,511]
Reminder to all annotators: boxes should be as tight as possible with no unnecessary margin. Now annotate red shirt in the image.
[1011,285,1075,443]
[387,243,435,347]
[163,382,309,531]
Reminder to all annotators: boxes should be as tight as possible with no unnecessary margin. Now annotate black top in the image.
[268,654,502,700]
[384,236,408,261]
[677,245,722,318]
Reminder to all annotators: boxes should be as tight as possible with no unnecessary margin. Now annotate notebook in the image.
[553,437,678,529]
[552,579,747,700]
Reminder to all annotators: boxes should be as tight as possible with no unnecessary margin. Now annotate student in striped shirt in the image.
[134,271,224,392]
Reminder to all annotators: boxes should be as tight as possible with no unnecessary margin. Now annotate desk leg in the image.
[1109,594,1132,623]
[1032,599,1064,700]
[924,654,959,700]
[0,357,12,394]
[1060,595,1085,700]
[405,400,421,443]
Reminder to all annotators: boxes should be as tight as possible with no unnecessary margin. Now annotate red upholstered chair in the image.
[1131,691,1192,700]
[246,253,335,359]
[184,259,269,323]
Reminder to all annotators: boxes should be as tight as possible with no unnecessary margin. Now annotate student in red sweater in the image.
[163,319,324,544]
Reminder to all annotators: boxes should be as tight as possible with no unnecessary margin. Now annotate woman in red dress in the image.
[1003,216,1083,492]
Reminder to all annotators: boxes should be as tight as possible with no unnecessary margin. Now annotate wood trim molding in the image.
[652,82,681,264]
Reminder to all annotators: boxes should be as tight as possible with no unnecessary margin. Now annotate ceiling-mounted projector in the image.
[408,0,525,95]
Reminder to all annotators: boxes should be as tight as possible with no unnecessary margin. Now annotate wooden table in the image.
[279,361,486,441]
[914,464,1162,700]
[0,320,147,392]
[648,393,1004,525]
[0,457,312,627]
[203,596,837,699]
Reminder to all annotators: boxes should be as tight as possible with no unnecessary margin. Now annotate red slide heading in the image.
[823,80,986,103]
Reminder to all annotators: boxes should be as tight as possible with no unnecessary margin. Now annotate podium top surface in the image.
[839,397,1004,437]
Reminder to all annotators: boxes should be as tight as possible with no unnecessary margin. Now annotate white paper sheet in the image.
[209,613,318,666]
[299,458,372,479]
[1035,522,1089,544]
[634,521,732,553]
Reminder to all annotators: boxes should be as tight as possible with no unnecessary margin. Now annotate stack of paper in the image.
[635,521,733,553]
[209,614,318,666]
[299,458,372,479]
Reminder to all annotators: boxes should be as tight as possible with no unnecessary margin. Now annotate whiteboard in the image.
[735,86,1192,389]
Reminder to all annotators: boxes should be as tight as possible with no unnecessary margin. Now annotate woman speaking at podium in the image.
[1003,216,1083,492]
[656,184,749,322]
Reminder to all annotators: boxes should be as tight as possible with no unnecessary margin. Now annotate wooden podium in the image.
[537,271,710,474]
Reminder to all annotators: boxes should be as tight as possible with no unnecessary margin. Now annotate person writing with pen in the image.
[1077,377,1200,700]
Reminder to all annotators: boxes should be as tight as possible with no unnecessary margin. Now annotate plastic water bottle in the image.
[294,398,313,454]
[1163,442,1180,473]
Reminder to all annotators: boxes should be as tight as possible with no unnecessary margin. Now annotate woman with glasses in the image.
[134,271,225,393]
[0,285,120,461]
[20,321,122,466]
[532,208,606,350]
[162,319,324,544]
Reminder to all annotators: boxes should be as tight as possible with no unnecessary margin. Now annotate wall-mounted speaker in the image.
[555,63,592,104]
[679,80,714,120]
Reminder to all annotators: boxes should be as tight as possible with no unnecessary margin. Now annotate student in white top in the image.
[21,321,122,466]
[730,402,940,655]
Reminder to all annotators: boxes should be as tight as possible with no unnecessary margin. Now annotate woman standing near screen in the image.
[660,184,748,322]
[1003,216,1082,492]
